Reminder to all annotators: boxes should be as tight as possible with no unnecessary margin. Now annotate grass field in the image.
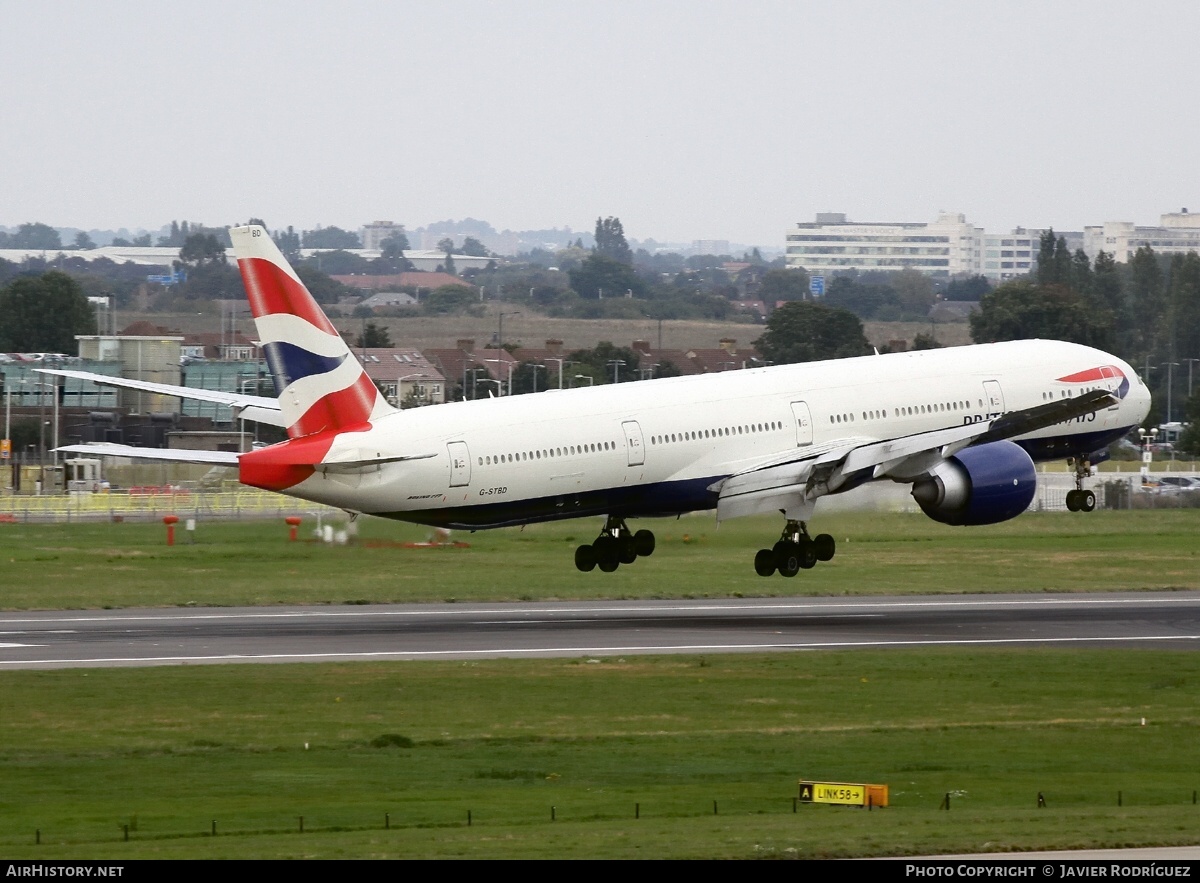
[2,510,1198,858]
[3,651,1200,859]
[0,510,1196,609]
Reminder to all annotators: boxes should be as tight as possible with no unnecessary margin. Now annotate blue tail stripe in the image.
[262,341,347,391]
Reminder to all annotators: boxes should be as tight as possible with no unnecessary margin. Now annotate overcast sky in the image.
[3,0,1197,246]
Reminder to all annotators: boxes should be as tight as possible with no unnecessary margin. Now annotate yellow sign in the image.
[798,781,888,807]
[1,439,10,460]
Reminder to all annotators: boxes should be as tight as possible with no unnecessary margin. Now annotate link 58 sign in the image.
[798,780,888,807]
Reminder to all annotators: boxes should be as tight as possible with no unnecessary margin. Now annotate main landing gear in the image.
[575,516,656,573]
[1064,456,1097,512]
[754,519,835,577]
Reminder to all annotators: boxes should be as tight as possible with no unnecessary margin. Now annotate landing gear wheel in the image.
[776,543,801,578]
[754,549,776,577]
[618,536,638,565]
[798,538,818,570]
[574,544,596,573]
[1066,489,1080,511]
[813,533,836,562]
[593,536,619,572]
[1080,489,1096,512]
[634,529,656,557]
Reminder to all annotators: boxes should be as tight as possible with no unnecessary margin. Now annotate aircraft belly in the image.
[375,474,724,530]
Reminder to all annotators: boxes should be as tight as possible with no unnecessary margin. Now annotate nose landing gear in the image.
[1065,456,1097,512]
[575,516,656,573]
[754,519,835,577]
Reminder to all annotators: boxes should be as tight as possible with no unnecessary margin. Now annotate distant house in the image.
[353,348,446,406]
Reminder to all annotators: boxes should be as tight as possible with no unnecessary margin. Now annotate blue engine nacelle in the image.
[911,440,1037,526]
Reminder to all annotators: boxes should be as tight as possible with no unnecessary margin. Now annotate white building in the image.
[980,229,1038,281]
[1083,210,1200,262]
[785,212,983,279]
[361,220,407,251]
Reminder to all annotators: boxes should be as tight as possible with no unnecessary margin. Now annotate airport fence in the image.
[0,488,340,524]
[1,471,1195,525]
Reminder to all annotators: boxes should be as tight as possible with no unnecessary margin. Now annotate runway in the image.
[2,591,1200,669]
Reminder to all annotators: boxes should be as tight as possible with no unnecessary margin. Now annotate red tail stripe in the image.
[290,372,379,438]
[238,433,336,492]
[238,257,339,335]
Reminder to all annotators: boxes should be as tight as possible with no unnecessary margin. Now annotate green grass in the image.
[0,509,1196,609]
[3,651,1200,858]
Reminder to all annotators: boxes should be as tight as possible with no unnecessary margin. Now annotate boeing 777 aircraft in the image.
[49,225,1153,576]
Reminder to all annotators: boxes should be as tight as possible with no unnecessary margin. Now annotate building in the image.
[353,348,445,407]
[785,212,982,279]
[75,329,183,415]
[1083,210,1200,262]
[360,221,407,251]
[980,229,1039,281]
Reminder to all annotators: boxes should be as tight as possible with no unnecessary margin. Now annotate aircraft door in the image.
[447,441,471,487]
[790,401,813,446]
[983,380,1005,415]
[622,420,645,466]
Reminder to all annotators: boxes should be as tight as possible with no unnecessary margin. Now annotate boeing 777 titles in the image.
[48,225,1153,576]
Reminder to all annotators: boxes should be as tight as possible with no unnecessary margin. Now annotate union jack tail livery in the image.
[230,225,395,438]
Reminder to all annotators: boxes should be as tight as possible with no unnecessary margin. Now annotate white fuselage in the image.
[282,340,1150,529]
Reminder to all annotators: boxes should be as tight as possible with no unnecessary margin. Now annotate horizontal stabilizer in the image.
[36,368,286,428]
[54,443,240,466]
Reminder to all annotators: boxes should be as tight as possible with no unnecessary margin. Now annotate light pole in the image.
[1162,361,1180,424]
[529,363,545,393]
[497,310,520,355]
[1186,358,1199,399]
[606,359,625,384]
[545,357,570,389]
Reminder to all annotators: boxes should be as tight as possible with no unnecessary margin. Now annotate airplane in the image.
[47,224,1153,577]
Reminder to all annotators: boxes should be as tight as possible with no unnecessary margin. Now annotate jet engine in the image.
[911,440,1037,526]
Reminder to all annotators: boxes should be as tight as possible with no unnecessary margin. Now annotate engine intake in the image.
[912,440,1037,526]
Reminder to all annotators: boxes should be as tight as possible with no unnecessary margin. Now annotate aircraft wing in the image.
[713,388,1118,522]
[36,368,286,427]
[54,443,241,465]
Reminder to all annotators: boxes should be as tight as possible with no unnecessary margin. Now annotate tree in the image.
[567,341,641,384]
[273,226,302,263]
[10,222,62,250]
[303,226,361,249]
[945,275,990,301]
[969,281,1112,349]
[295,265,352,305]
[460,236,488,257]
[354,322,392,348]
[593,217,632,265]
[1177,386,1200,458]
[178,233,227,267]
[375,234,414,273]
[301,249,370,276]
[911,332,943,350]
[753,301,870,364]
[0,271,98,352]
[72,231,96,250]
[1128,245,1166,357]
[1167,252,1200,374]
[380,231,410,253]
[437,237,456,254]
[568,253,646,300]
[756,268,811,303]
[422,284,477,315]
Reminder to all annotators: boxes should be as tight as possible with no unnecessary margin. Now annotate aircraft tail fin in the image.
[229,225,395,438]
